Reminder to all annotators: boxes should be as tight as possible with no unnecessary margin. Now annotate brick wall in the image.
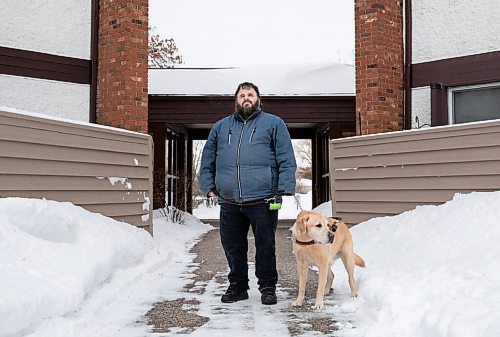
[354,0,404,135]
[97,0,148,133]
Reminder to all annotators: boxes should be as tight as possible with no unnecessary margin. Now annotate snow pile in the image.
[334,191,500,337]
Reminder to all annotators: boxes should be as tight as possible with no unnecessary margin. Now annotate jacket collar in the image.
[234,108,262,122]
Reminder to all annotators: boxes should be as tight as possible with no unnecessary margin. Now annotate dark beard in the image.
[236,100,260,119]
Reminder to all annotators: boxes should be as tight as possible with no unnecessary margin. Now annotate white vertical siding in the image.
[411,86,431,128]
[1,0,92,59]
[412,0,500,63]
[0,75,90,122]
[0,0,92,121]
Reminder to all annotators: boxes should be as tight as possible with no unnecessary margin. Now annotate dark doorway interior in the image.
[148,95,355,212]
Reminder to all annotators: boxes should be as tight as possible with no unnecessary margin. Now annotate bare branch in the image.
[148,27,183,68]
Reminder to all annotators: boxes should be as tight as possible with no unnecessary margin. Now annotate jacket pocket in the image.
[239,165,274,199]
[215,166,238,200]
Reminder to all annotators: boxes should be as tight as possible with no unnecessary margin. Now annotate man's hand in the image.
[206,191,218,207]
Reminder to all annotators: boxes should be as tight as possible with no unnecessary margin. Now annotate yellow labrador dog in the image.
[290,210,365,310]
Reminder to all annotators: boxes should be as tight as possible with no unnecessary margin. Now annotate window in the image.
[448,82,500,124]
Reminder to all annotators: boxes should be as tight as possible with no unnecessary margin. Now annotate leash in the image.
[294,194,304,211]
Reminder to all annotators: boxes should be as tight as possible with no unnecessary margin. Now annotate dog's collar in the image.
[295,239,316,245]
[295,236,334,245]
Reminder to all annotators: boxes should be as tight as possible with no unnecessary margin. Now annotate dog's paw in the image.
[312,302,325,310]
[292,300,303,307]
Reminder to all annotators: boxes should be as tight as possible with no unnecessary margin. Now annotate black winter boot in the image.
[221,283,249,303]
[260,287,277,305]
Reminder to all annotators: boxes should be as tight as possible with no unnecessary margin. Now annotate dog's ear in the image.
[296,211,308,223]
[291,212,308,235]
[327,217,339,232]
[296,215,309,234]
[297,210,308,219]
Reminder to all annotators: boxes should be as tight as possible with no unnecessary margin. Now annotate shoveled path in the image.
[146,220,356,336]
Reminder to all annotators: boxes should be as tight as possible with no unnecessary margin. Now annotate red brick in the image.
[355,0,404,135]
[97,0,148,133]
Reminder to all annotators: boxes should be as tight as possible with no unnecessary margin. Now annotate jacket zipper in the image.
[236,121,246,200]
[249,127,256,143]
[228,128,232,144]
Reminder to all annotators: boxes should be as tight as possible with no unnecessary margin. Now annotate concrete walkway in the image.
[146,221,354,336]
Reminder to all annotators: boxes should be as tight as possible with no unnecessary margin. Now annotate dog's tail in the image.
[355,254,366,268]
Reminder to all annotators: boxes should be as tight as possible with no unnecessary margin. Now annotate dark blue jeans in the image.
[219,202,278,291]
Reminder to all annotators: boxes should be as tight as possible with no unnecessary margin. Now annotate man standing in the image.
[199,82,297,305]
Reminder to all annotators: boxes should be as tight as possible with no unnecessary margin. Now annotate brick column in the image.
[97,0,148,133]
[355,0,404,135]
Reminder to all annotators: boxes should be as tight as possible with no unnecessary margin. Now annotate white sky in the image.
[2,191,500,336]
[149,0,355,67]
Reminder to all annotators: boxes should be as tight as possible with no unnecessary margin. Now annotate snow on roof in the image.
[148,62,355,96]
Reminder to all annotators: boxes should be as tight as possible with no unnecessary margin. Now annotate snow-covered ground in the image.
[1,190,500,337]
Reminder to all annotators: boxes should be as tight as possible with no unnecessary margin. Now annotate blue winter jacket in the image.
[199,109,297,203]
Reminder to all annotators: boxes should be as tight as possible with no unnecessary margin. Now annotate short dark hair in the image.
[234,82,261,99]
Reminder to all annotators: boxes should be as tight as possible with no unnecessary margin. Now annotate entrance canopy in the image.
[147,62,356,211]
